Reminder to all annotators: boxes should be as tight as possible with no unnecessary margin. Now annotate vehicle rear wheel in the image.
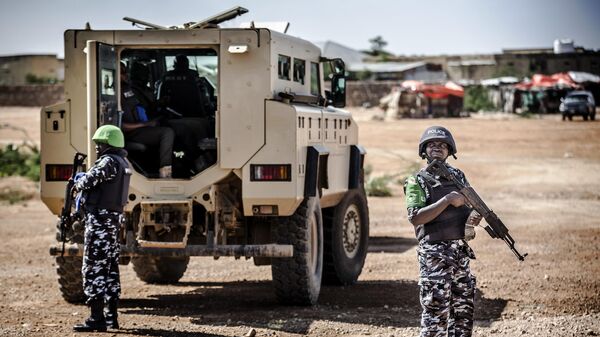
[56,256,85,303]
[271,195,323,305]
[322,188,369,285]
[132,256,189,284]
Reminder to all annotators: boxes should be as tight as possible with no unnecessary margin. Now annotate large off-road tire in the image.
[271,196,323,305]
[56,256,85,303]
[322,188,369,285]
[131,256,189,284]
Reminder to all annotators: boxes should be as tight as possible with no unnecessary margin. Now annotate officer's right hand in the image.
[73,172,86,183]
[444,191,466,207]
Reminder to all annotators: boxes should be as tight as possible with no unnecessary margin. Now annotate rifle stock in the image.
[426,160,527,261]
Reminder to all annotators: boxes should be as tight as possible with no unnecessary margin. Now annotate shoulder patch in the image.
[404,175,426,208]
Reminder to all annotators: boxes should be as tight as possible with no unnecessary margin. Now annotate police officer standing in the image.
[73,125,131,332]
[404,126,481,337]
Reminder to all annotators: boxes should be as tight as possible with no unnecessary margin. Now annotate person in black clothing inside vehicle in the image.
[120,62,175,178]
[160,55,214,172]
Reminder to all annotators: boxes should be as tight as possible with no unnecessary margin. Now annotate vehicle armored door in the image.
[85,41,119,161]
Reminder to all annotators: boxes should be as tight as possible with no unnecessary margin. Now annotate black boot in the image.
[105,299,119,329]
[73,298,107,332]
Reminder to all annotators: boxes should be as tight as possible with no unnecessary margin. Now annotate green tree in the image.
[369,36,388,55]
[463,85,494,112]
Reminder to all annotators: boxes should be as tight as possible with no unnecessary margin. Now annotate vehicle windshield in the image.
[165,55,218,93]
[565,95,589,102]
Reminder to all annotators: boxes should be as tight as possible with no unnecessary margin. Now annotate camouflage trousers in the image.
[417,240,476,337]
[82,209,122,304]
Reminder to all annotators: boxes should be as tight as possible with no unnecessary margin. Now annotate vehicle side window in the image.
[310,62,320,96]
[278,55,291,80]
[293,58,305,84]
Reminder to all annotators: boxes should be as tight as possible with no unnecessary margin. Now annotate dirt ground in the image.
[0,106,599,337]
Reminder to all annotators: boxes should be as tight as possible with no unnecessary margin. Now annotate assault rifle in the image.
[58,152,87,256]
[426,160,527,261]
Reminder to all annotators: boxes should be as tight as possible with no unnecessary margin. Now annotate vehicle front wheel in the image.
[322,189,369,285]
[271,195,323,305]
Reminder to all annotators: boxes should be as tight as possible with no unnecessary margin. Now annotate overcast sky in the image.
[1,0,599,58]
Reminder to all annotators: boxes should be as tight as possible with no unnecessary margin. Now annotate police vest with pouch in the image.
[86,154,131,212]
[415,171,470,242]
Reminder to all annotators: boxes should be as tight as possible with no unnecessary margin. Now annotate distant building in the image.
[316,41,446,82]
[0,54,64,85]
[315,41,369,65]
[392,40,600,82]
[346,61,446,82]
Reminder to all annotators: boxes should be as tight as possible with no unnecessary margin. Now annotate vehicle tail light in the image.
[46,164,73,181]
[250,164,291,181]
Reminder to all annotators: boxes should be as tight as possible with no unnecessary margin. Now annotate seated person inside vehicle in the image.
[120,50,218,178]
[120,61,175,179]
[159,54,215,173]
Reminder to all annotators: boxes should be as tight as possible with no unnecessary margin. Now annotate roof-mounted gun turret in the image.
[123,6,248,30]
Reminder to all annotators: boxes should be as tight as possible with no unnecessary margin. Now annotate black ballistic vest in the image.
[86,152,131,212]
[415,174,470,243]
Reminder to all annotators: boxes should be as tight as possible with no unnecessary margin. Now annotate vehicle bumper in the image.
[50,243,293,258]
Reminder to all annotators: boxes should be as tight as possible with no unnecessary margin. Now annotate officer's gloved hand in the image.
[73,172,86,183]
[75,191,85,213]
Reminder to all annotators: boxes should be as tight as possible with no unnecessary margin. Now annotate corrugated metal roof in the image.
[347,61,426,73]
[314,41,368,64]
[448,59,496,66]
[480,76,520,86]
[568,71,600,83]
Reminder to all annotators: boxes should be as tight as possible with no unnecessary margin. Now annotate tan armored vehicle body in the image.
[43,7,368,305]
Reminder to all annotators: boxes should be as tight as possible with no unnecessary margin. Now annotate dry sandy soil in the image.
[0,106,599,337]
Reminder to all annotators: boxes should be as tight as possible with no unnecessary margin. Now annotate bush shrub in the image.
[464,85,494,112]
[365,175,394,197]
[0,144,40,181]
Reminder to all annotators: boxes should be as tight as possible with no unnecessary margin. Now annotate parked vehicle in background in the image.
[560,91,596,121]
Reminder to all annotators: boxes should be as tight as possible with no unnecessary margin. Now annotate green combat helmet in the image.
[92,125,125,148]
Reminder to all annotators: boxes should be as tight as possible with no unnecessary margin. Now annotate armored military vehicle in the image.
[43,7,369,305]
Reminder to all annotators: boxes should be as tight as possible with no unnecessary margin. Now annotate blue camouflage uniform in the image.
[405,164,476,337]
[75,148,130,304]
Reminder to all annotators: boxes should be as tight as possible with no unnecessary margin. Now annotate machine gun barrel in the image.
[426,160,527,261]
